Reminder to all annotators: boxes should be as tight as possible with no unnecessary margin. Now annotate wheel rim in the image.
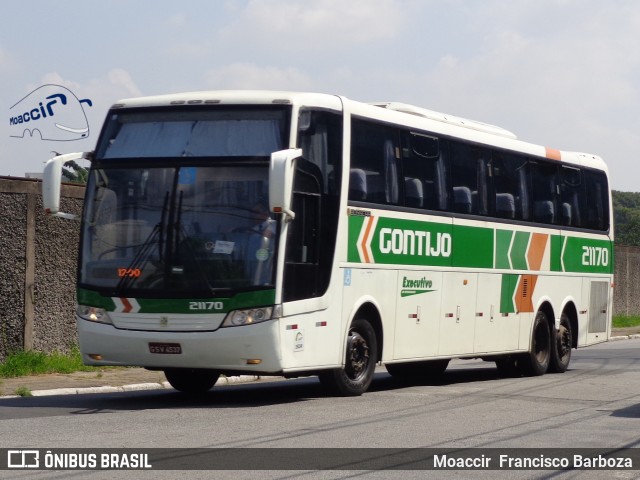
[557,324,571,360]
[345,331,370,381]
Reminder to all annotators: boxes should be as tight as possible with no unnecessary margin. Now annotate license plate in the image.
[149,342,182,354]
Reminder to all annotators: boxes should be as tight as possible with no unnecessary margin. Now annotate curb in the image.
[1,375,263,399]
[609,334,640,342]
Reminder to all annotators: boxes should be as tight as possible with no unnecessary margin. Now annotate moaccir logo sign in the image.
[9,84,93,141]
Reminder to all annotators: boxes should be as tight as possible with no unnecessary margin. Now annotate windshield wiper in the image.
[115,191,170,294]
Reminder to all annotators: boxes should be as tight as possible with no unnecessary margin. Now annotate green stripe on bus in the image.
[346,214,612,274]
[510,231,530,270]
[500,274,519,313]
[451,224,493,268]
[77,289,116,310]
[561,237,614,274]
[77,288,276,314]
[347,215,366,263]
[495,230,513,269]
[550,235,564,272]
[366,216,452,267]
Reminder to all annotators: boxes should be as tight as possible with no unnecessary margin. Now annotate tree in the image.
[613,191,640,246]
[62,160,88,184]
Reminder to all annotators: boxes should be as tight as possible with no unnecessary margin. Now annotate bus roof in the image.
[109,90,607,174]
[110,90,343,110]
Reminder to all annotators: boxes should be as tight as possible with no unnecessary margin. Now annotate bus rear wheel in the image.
[319,318,377,396]
[521,310,551,376]
[164,368,220,394]
[549,313,572,373]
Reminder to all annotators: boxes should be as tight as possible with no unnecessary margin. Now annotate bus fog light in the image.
[77,305,111,324]
[222,307,273,327]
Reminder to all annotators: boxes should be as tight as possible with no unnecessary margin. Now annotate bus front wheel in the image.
[164,368,220,394]
[319,318,378,396]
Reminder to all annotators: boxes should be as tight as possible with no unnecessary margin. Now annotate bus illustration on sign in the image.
[10,84,92,141]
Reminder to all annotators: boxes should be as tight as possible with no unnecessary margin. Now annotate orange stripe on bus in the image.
[121,297,133,313]
[545,147,561,161]
[527,233,548,271]
[361,216,375,263]
[516,274,538,313]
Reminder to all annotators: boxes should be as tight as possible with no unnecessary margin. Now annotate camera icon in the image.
[7,450,40,468]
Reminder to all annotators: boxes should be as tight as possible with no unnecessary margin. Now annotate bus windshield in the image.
[80,164,277,297]
[96,108,288,159]
[78,105,291,297]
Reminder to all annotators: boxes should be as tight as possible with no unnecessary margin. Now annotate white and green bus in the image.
[43,91,613,396]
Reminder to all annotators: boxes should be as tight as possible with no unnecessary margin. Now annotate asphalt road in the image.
[1,339,639,480]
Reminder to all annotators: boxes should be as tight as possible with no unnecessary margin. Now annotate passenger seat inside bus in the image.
[561,202,572,226]
[496,193,516,219]
[534,200,555,224]
[405,177,424,208]
[349,169,367,201]
[453,186,472,213]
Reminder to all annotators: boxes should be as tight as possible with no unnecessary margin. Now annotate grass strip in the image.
[0,347,99,378]
[612,315,640,329]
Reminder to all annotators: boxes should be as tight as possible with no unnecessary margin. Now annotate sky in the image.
[2,0,640,191]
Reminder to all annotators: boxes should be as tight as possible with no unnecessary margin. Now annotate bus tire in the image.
[386,359,449,380]
[522,310,551,376]
[164,368,220,394]
[549,312,572,373]
[319,318,377,396]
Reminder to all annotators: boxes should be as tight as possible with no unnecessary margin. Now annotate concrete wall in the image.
[614,245,640,317]
[0,177,84,362]
[0,175,638,362]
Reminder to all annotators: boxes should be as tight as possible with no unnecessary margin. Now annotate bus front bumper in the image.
[76,317,283,374]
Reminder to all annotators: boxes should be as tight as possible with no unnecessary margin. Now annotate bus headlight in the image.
[77,305,111,325]
[222,307,274,327]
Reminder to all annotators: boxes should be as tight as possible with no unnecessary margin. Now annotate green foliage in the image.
[62,159,88,184]
[14,386,32,397]
[613,191,640,246]
[612,315,640,329]
[0,347,97,378]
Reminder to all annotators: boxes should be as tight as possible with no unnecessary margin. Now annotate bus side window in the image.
[530,162,559,225]
[584,170,609,231]
[350,118,400,206]
[489,152,529,221]
[401,131,446,211]
[560,166,584,228]
[449,142,488,215]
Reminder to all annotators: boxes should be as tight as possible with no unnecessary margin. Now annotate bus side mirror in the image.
[269,148,301,222]
[42,151,91,220]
